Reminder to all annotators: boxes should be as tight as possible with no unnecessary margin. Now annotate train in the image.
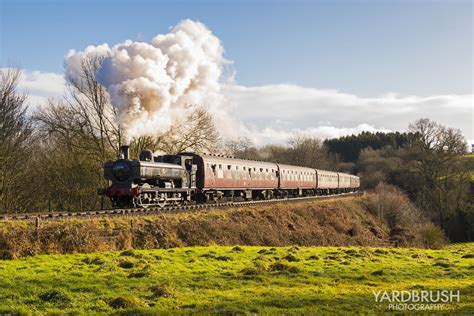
[98,145,360,208]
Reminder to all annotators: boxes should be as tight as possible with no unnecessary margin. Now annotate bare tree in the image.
[286,134,338,169]
[0,68,33,212]
[155,107,220,154]
[35,55,121,164]
[31,55,121,211]
[225,137,262,159]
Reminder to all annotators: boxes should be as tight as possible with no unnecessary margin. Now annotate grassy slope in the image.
[0,244,472,315]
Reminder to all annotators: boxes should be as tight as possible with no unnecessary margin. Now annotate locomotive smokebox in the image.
[120,144,130,160]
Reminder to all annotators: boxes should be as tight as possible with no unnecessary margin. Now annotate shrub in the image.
[419,223,446,249]
[364,183,428,246]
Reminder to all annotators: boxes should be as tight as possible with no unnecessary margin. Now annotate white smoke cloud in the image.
[64,19,237,141]
[64,44,111,83]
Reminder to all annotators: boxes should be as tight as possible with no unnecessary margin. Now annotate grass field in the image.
[0,244,472,315]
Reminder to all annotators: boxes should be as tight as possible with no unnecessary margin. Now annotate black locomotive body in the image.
[100,145,197,207]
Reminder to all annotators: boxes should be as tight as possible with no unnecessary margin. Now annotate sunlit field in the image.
[0,244,472,314]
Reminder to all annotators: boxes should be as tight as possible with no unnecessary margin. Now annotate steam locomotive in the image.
[99,145,360,208]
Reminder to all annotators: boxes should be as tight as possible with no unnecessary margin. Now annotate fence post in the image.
[130,219,134,248]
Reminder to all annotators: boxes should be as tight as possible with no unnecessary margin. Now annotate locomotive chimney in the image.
[120,144,130,160]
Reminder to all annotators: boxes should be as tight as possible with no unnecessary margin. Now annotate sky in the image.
[0,0,473,145]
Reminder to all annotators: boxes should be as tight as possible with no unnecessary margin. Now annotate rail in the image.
[0,191,363,221]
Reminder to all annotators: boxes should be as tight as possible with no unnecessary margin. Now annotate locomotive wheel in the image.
[134,195,149,209]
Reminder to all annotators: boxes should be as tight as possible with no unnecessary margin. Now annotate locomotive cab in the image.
[154,154,197,189]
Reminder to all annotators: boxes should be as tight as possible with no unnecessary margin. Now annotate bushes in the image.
[365,184,416,245]
[419,223,446,249]
[364,183,447,247]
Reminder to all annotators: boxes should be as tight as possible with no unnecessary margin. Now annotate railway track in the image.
[0,191,363,221]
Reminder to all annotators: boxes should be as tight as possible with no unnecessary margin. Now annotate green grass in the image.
[0,244,472,314]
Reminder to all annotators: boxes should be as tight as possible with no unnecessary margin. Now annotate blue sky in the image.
[1,0,472,96]
[0,0,472,144]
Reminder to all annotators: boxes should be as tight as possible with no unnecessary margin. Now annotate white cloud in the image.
[15,70,66,111]
[222,84,473,145]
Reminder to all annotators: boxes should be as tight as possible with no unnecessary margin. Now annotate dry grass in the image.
[0,196,396,259]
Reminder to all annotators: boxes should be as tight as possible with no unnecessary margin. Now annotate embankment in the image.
[0,194,426,259]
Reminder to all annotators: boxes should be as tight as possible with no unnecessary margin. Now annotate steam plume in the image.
[65,20,230,140]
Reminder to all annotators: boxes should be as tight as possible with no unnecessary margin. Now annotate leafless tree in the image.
[225,137,262,159]
[155,107,220,154]
[286,134,337,169]
[35,55,121,164]
[0,68,33,212]
[31,55,122,211]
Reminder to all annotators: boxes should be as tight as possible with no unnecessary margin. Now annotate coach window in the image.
[227,165,231,170]
[211,164,216,176]
[219,164,222,169]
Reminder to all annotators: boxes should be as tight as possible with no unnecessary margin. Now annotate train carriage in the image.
[316,169,339,193]
[277,164,317,195]
[338,172,352,192]
[350,175,360,190]
[180,153,279,201]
